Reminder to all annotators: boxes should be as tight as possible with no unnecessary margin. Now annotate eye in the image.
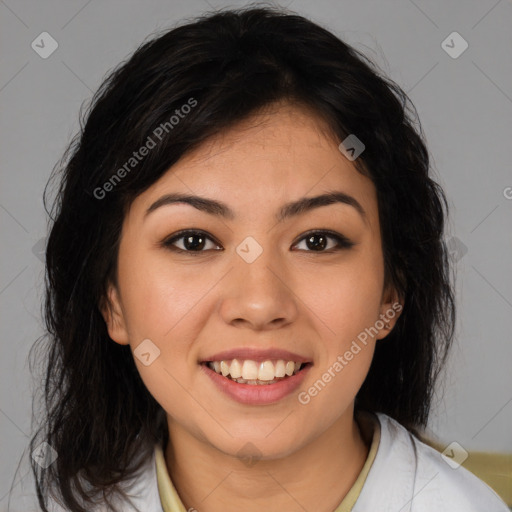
[162,230,222,253]
[292,230,355,252]
[161,229,354,255]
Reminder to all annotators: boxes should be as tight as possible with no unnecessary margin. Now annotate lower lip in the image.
[199,363,312,405]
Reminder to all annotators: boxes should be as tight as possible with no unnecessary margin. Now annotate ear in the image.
[375,285,403,341]
[99,282,130,345]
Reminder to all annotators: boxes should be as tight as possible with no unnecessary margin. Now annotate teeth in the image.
[220,361,230,377]
[258,360,275,381]
[206,358,305,382]
[275,360,286,378]
[241,360,259,380]
[230,359,242,378]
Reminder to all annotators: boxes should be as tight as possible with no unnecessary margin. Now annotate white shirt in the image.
[49,412,509,511]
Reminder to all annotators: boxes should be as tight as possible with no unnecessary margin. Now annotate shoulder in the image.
[47,445,163,512]
[406,419,508,511]
[354,412,509,512]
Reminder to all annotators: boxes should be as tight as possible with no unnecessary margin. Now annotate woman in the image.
[30,6,509,512]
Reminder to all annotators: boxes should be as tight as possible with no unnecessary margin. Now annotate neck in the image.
[165,406,370,512]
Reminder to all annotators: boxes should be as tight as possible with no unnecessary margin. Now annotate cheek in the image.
[300,251,384,343]
[124,273,201,415]
[118,250,207,342]
[117,249,211,393]
[296,340,374,437]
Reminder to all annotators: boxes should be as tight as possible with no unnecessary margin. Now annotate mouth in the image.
[200,359,313,386]
[199,357,313,405]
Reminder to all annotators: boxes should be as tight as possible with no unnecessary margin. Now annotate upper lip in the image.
[200,348,311,363]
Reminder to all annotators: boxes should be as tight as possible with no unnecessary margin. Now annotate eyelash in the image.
[161,229,355,255]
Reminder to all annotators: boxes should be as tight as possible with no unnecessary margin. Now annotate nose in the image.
[218,246,299,331]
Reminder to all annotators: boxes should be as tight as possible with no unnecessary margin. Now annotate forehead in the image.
[178,102,343,172]
[130,103,378,225]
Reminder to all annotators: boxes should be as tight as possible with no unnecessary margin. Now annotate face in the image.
[102,102,400,460]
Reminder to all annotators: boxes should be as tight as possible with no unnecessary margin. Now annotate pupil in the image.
[185,234,205,250]
[307,234,326,250]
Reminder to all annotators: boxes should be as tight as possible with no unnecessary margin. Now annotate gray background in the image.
[1,0,511,510]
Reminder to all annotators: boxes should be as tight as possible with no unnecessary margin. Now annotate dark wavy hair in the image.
[26,4,455,511]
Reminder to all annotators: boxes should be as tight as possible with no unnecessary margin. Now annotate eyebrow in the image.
[144,190,366,223]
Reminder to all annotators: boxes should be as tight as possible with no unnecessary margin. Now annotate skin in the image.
[101,101,401,512]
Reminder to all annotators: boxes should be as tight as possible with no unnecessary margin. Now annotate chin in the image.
[206,428,307,463]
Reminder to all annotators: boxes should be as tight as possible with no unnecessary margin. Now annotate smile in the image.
[204,359,308,385]
[200,358,313,405]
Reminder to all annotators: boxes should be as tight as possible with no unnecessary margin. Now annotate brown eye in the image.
[163,230,222,253]
[293,230,354,252]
